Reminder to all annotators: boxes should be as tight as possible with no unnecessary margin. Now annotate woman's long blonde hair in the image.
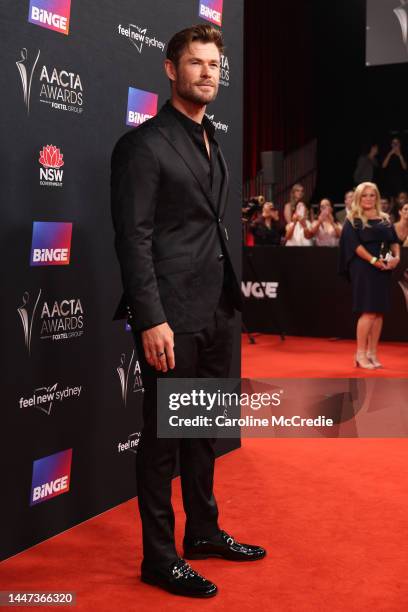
[347,182,388,227]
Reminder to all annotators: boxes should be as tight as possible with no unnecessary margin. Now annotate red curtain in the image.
[244,0,315,181]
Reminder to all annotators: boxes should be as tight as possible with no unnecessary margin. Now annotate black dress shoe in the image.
[141,558,218,598]
[184,530,266,561]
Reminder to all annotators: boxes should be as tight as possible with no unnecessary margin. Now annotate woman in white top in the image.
[311,198,342,246]
[285,201,314,246]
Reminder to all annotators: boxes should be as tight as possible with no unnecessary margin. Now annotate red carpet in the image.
[2,439,408,610]
[2,337,408,610]
[242,334,408,378]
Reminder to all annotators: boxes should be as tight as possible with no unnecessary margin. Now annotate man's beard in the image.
[175,77,219,106]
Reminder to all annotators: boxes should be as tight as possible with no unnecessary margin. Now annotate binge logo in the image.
[198,0,223,27]
[30,221,72,266]
[28,0,71,36]
[30,448,72,506]
[241,281,279,299]
[126,87,158,127]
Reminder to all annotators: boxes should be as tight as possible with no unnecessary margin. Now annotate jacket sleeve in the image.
[111,133,167,331]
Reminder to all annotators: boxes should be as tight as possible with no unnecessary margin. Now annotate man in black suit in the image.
[111,24,265,598]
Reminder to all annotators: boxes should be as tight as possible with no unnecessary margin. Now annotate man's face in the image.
[345,191,354,209]
[167,41,220,106]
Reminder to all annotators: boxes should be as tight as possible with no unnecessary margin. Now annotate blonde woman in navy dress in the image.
[339,182,400,369]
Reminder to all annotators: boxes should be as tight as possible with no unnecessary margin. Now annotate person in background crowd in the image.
[283,183,314,224]
[336,190,354,224]
[353,144,379,185]
[380,197,396,223]
[396,191,408,207]
[394,201,408,246]
[310,198,342,246]
[339,182,400,370]
[250,201,284,246]
[285,201,314,246]
[382,137,408,197]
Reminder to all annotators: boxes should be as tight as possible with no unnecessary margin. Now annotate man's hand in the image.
[142,322,175,372]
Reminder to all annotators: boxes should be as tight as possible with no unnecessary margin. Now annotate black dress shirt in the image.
[165,101,224,208]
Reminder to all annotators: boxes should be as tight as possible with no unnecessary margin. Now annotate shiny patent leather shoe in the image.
[141,558,217,598]
[184,530,266,561]
[367,351,383,368]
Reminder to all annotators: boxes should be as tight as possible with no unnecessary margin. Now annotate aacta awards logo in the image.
[28,0,71,36]
[30,448,72,506]
[18,289,85,352]
[116,350,143,406]
[19,382,82,415]
[30,221,72,266]
[39,145,64,187]
[198,0,223,27]
[16,48,41,115]
[16,48,84,116]
[126,87,158,127]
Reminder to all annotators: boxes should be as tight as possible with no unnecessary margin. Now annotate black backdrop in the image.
[243,247,408,341]
[0,0,243,561]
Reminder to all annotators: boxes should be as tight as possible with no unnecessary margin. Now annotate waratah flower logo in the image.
[39,145,64,169]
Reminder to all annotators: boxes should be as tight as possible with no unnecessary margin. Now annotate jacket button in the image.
[218,218,221,223]
[218,254,224,261]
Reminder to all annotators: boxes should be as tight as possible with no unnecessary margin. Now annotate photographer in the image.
[250,201,284,246]
[382,137,407,197]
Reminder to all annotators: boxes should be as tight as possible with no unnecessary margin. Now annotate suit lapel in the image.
[157,107,218,216]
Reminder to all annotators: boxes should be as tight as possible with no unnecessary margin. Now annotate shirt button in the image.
[218,218,221,223]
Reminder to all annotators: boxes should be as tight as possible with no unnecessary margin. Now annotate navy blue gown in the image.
[339,218,399,313]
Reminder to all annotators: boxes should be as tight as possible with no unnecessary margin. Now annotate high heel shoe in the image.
[367,351,383,368]
[355,351,375,369]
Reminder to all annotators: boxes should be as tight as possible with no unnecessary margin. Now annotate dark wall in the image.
[243,0,315,180]
[0,0,243,561]
[312,0,408,201]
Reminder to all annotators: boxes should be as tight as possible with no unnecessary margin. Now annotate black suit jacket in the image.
[111,103,241,333]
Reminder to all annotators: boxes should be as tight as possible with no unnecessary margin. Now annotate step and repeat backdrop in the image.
[0,0,243,561]
[243,247,408,341]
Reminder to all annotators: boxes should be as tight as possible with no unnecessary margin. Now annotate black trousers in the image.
[133,290,235,568]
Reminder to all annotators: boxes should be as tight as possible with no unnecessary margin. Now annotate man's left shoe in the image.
[184,530,266,562]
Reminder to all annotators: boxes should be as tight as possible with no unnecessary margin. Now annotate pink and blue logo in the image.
[28,0,71,36]
[198,0,223,27]
[30,448,72,506]
[126,87,158,127]
[30,221,72,266]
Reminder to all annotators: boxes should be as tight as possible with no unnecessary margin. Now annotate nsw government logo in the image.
[30,221,72,266]
[126,87,158,127]
[39,145,64,187]
[28,0,71,36]
[198,0,223,27]
[30,448,72,506]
